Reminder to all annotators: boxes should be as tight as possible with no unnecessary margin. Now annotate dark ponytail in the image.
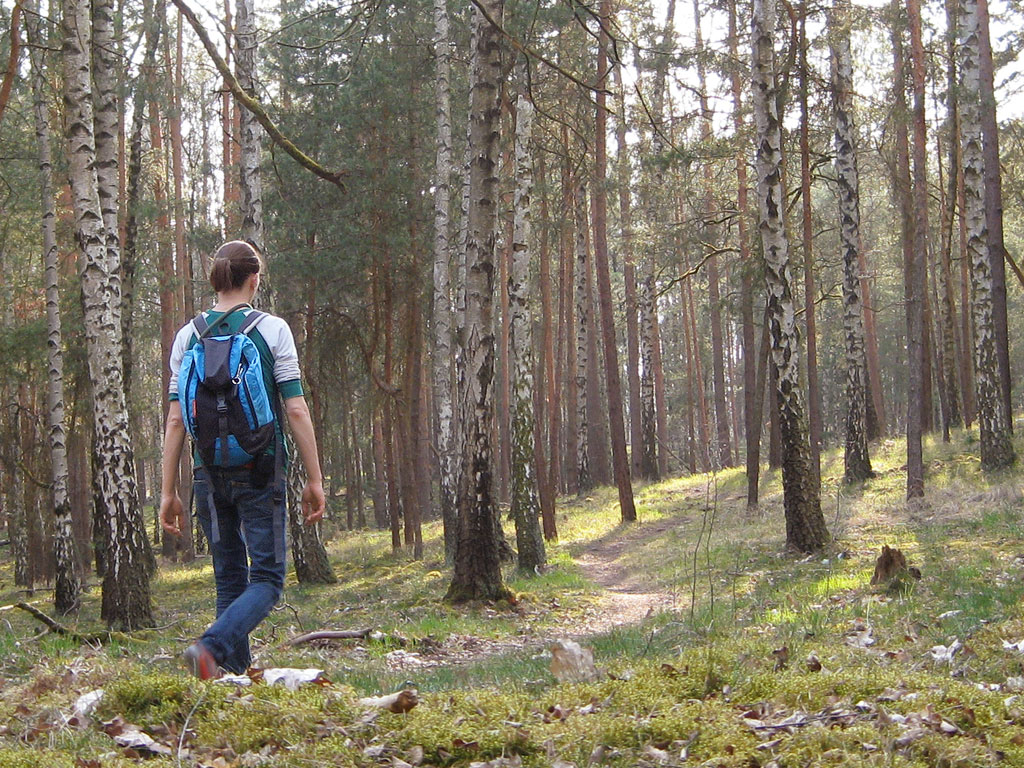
[209,240,263,293]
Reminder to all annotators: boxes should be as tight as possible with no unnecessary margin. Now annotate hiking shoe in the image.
[183,642,221,680]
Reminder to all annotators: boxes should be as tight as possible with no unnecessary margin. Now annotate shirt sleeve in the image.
[167,321,196,402]
[260,314,304,398]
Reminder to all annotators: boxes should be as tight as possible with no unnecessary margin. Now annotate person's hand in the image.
[160,493,185,536]
[302,481,326,524]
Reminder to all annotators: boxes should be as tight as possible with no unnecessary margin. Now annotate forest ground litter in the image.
[2,427,1024,765]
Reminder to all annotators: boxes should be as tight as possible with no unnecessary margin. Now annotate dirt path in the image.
[567,516,682,636]
[378,515,690,671]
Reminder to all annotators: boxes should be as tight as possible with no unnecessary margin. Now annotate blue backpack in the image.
[178,306,278,468]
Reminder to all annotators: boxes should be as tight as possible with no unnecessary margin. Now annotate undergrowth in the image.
[1,428,1024,766]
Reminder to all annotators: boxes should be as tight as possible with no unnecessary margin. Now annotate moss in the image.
[97,672,207,728]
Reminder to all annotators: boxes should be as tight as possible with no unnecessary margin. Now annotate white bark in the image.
[831,0,873,482]
[236,0,263,250]
[63,0,153,628]
[91,0,120,267]
[28,0,81,613]
[447,0,508,602]
[751,0,828,552]
[959,0,1015,469]
[509,72,544,571]
[573,184,590,494]
[432,0,457,564]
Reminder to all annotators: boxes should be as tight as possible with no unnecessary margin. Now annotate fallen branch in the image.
[170,0,346,189]
[14,601,88,640]
[11,602,116,645]
[288,628,372,646]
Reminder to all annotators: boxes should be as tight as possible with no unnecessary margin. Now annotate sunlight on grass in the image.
[7,428,1024,766]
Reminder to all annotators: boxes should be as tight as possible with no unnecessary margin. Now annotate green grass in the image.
[4,430,1024,765]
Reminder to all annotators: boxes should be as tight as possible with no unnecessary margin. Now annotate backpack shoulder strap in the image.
[191,313,209,340]
[237,310,267,336]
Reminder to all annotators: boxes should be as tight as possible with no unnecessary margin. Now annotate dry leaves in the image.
[550,640,599,683]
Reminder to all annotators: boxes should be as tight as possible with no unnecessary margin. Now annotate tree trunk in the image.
[287,441,336,584]
[959,0,1016,469]
[235,0,262,249]
[509,69,545,570]
[831,0,873,483]
[63,0,153,628]
[751,0,828,552]
[614,61,642,484]
[431,0,457,563]
[695,0,733,470]
[446,0,512,603]
[976,0,1012,428]
[904,0,930,497]
[730,0,761,504]
[537,156,558,541]
[573,183,591,494]
[798,3,822,483]
[594,0,636,521]
[29,0,81,613]
[637,0,675,480]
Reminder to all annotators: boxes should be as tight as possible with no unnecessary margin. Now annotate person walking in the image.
[159,240,325,678]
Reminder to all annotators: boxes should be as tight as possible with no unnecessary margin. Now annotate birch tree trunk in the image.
[287,440,336,584]
[831,0,873,483]
[28,0,81,614]
[236,0,263,250]
[509,68,545,571]
[975,0,1012,428]
[959,0,1016,470]
[431,0,457,565]
[751,0,828,552]
[798,4,821,483]
[574,183,591,494]
[446,0,511,603]
[63,0,153,628]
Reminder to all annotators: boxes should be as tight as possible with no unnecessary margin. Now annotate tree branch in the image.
[468,0,611,97]
[0,0,23,128]
[170,0,346,189]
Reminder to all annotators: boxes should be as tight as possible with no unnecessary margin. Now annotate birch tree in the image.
[574,183,591,494]
[446,0,511,603]
[959,0,1016,470]
[432,0,457,564]
[62,0,153,628]
[831,0,873,483]
[28,0,80,614]
[751,0,829,552]
[508,63,545,571]
[236,0,263,250]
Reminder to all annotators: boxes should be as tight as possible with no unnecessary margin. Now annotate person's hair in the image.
[209,240,263,293]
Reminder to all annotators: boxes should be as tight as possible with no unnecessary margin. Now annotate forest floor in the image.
[4,429,1024,767]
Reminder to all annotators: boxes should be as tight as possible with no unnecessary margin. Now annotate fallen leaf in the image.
[641,744,670,765]
[550,640,599,683]
[894,727,929,748]
[929,639,962,664]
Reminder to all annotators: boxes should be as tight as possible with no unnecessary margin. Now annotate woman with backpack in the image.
[159,240,326,679]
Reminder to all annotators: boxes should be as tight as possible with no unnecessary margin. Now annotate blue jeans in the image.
[194,467,286,674]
